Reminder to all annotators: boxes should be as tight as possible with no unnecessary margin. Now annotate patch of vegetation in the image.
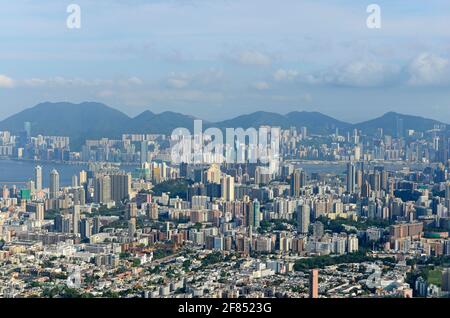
[44,209,61,220]
[406,264,445,294]
[201,251,224,267]
[42,285,93,298]
[119,252,131,259]
[427,268,442,287]
[316,216,391,232]
[182,260,191,271]
[151,179,192,199]
[102,290,120,298]
[92,205,126,217]
[394,190,422,202]
[258,219,293,233]
[153,247,174,260]
[407,255,450,267]
[293,251,394,271]
[132,258,141,267]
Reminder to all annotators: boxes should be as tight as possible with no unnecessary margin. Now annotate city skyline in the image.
[2,0,450,303]
[1,96,450,299]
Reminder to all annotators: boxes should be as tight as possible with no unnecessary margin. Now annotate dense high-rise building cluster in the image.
[1,121,450,298]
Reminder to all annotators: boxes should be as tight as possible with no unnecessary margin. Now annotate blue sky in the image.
[1,0,450,122]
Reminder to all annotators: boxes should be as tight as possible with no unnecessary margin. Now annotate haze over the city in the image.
[0,0,450,122]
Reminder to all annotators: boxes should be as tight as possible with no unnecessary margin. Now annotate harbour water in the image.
[0,159,432,188]
[0,160,137,188]
[0,160,89,188]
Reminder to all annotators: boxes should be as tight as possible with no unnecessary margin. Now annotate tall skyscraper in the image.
[73,188,85,206]
[24,121,31,138]
[348,234,359,253]
[49,169,60,199]
[356,169,363,190]
[80,218,92,240]
[442,268,450,292]
[300,126,307,139]
[165,221,171,240]
[445,182,450,211]
[2,185,9,199]
[27,180,35,195]
[221,175,235,202]
[361,181,371,198]
[94,175,111,204]
[55,214,71,233]
[79,170,87,185]
[110,173,131,204]
[396,116,404,139]
[128,218,136,238]
[36,203,45,222]
[252,199,261,229]
[140,140,148,165]
[179,162,188,178]
[92,216,101,235]
[369,170,381,193]
[35,165,42,192]
[72,175,78,188]
[353,129,360,144]
[290,169,306,197]
[437,136,449,163]
[445,182,450,202]
[72,205,81,234]
[127,202,138,220]
[297,204,310,234]
[147,203,159,220]
[309,269,319,298]
[354,145,361,161]
[205,164,221,184]
[346,162,356,194]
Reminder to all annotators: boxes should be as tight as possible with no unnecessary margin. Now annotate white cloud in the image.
[21,77,144,87]
[166,69,223,89]
[252,81,270,90]
[23,77,112,87]
[122,89,225,104]
[304,61,399,87]
[167,78,189,89]
[197,68,224,85]
[273,69,299,82]
[23,78,47,86]
[97,90,115,98]
[167,73,190,89]
[271,55,450,88]
[121,76,144,86]
[235,50,271,66]
[0,74,15,88]
[407,53,450,86]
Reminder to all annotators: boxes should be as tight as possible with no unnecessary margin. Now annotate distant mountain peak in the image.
[133,110,155,119]
[0,102,447,151]
[381,111,407,118]
[355,110,445,135]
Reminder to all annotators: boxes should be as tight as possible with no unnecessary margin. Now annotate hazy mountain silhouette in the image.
[354,111,445,135]
[0,102,446,149]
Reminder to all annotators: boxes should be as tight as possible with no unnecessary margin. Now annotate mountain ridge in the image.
[0,102,446,149]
